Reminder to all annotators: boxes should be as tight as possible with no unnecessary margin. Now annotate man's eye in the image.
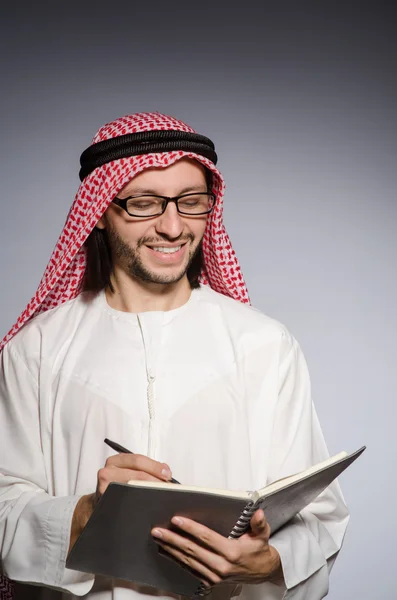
[180,200,200,207]
[127,200,161,212]
[130,202,155,209]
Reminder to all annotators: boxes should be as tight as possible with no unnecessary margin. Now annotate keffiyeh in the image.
[0,112,249,353]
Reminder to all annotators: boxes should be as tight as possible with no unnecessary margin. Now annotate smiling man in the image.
[90,158,211,310]
[0,112,348,600]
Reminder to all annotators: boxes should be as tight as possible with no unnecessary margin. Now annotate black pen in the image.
[104,438,181,484]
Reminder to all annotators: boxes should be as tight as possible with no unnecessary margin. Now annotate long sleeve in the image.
[256,330,349,600]
[0,343,94,596]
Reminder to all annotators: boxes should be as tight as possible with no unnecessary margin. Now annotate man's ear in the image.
[95,216,106,230]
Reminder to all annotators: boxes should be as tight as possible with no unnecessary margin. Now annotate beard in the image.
[105,225,201,285]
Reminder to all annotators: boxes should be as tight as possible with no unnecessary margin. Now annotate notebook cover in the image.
[67,447,365,596]
[67,485,247,596]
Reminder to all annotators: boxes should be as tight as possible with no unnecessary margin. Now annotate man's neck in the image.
[105,271,193,313]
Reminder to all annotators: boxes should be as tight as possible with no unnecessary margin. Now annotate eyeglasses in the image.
[112,192,216,218]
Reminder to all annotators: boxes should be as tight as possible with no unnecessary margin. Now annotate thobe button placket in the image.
[147,370,156,458]
[137,313,163,460]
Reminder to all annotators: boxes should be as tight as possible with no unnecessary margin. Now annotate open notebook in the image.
[67,446,365,597]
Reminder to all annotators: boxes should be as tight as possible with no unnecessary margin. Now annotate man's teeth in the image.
[152,246,182,254]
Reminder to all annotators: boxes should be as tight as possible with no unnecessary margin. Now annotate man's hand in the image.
[151,509,284,588]
[68,453,174,554]
[94,453,173,500]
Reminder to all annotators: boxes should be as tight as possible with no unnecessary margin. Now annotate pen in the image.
[104,438,181,484]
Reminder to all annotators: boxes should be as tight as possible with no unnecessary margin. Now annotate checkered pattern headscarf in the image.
[0,112,249,597]
[0,112,249,353]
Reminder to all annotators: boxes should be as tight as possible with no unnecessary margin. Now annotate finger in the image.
[156,540,212,587]
[152,523,236,575]
[105,453,173,481]
[249,509,271,539]
[157,545,213,588]
[154,539,225,586]
[97,466,163,495]
[164,516,235,559]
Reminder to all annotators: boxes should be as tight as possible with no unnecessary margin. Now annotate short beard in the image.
[105,225,200,286]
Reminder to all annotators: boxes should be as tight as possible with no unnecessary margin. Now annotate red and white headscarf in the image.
[0,112,249,353]
[0,112,249,598]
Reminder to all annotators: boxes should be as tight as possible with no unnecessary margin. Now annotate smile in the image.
[151,246,182,254]
[145,243,188,262]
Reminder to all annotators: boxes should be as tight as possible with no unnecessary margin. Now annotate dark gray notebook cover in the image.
[66,447,365,597]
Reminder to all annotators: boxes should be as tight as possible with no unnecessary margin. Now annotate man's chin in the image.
[129,263,190,286]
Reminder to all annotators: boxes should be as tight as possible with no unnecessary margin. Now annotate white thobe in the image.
[0,285,349,600]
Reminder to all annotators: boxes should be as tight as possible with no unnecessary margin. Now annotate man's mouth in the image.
[144,242,189,262]
[150,245,182,254]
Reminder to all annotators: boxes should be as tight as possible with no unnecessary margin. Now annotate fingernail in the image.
[161,464,172,479]
[152,529,163,538]
[172,516,183,526]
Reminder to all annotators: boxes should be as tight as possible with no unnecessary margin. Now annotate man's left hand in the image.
[151,509,284,588]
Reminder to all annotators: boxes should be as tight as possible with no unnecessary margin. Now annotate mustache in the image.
[137,233,194,248]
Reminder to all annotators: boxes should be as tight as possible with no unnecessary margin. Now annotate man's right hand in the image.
[68,453,174,554]
[95,453,173,499]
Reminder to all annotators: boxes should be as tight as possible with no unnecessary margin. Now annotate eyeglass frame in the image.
[112,192,216,218]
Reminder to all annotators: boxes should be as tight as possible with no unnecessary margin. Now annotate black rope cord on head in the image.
[79,130,218,181]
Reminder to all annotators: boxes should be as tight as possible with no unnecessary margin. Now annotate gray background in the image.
[1,2,396,597]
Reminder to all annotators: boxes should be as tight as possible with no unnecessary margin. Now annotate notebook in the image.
[66,446,365,597]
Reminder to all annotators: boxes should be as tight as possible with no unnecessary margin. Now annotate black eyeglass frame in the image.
[112,192,216,217]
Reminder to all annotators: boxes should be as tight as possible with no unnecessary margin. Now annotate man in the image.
[0,112,349,600]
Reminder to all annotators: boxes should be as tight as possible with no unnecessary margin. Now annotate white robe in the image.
[0,285,349,600]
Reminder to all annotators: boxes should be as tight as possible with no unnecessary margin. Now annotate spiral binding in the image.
[193,501,255,597]
[0,575,14,600]
[228,502,255,539]
[195,584,212,597]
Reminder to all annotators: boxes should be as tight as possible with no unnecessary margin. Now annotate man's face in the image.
[97,158,209,286]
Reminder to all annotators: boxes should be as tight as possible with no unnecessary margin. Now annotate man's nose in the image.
[154,202,184,239]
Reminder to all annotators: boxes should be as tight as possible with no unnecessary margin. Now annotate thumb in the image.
[250,509,270,539]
